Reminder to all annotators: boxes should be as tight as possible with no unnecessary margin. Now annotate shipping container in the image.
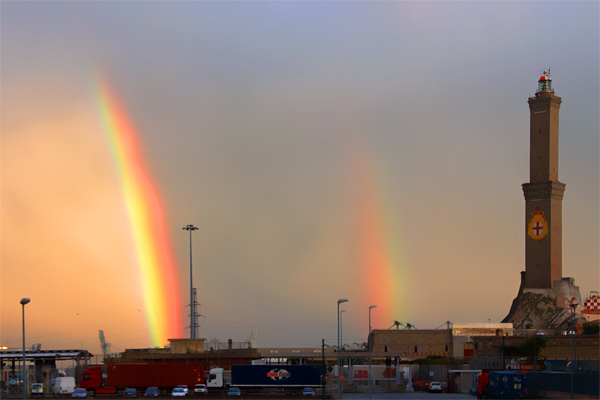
[487,371,523,399]
[231,364,322,388]
[206,365,323,395]
[81,364,205,394]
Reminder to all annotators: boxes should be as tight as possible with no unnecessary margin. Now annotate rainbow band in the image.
[352,145,406,327]
[95,76,182,346]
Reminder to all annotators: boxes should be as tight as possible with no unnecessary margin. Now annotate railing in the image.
[203,341,252,351]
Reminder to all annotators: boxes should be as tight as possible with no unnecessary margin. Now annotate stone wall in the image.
[372,330,452,358]
[504,291,571,329]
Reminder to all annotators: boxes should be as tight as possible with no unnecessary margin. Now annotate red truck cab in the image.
[80,366,118,395]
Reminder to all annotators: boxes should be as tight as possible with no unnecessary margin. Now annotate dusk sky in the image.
[2,1,598,358]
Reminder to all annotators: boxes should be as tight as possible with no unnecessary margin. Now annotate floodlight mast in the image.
[20,298,30,400]
[183,224,199,339]
[337,299,348,399]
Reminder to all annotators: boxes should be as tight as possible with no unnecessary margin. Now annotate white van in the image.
[53,377,76,395]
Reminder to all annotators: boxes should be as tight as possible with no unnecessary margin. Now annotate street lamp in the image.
[502,334,506,370]
[340,310,346,377]
[368,305,377,400]
[183,224,199,339]
[20,298,30,400]
[569,297,578,400]
[533,328,539,372]
[337,299,348,400]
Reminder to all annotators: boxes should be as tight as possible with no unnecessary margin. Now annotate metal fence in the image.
[330,365,405,394]
[524,371,599,398]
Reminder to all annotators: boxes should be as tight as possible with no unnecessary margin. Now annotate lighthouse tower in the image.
[503,71,581,328]
[522,71,565,289]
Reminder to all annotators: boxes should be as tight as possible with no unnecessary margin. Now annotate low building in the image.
[255,347,335,364]
[169,339,206,354]
[371,323,513,359]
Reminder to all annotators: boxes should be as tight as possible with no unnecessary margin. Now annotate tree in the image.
[517,336,548,369]
[582,320,599,335]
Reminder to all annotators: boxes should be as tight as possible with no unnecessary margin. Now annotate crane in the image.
[388,321,417,329]
[246,327,257,348]
[99,330,111,360]
[435,321,452,330]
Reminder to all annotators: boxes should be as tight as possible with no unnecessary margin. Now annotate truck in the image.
[53,377,76,396]
[80,364,206,395]
[477,370,523,399]
[206,365,323,395]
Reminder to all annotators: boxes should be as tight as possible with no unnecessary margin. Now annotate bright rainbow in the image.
[351,144,406,329]
[94,75,183,347]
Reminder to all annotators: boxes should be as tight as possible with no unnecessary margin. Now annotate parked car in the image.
[227,387,241,396]
[429,382,442,393]
[72,389,87,398]
[144,387,159,397]
[123,388,137,397]
[302,387,315,396]
[193,384,207,395]
[171,388,186,397]
[176,385,188,395]
[32,383,45,396]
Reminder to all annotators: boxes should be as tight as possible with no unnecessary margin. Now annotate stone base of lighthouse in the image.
[503,271,582,329]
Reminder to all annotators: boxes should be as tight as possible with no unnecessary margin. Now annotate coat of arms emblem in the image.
[528,211,548,240]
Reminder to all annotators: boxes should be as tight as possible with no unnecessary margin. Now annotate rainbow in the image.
[350,144,406,329]
[94,75,183,347]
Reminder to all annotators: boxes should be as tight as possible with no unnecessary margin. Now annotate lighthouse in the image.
[503,71,581,328]
[522,70,565,289]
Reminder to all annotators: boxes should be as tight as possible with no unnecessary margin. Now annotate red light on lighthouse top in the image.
[537,70,554,94]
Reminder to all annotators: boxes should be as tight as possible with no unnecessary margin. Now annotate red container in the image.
[106,364,205,390]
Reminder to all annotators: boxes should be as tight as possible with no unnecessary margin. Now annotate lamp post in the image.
[569,297,578,400]
[183,224,198,339]
[337,299,348,400]
[321,339,326,400]
[533,329,538,372]
[368,305,377,400]
[502,334,506,370]
[340,310,346,375]
[20,298,30,400]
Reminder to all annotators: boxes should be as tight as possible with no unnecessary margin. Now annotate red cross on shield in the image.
[533,222,544,236]
[528,212,548,240]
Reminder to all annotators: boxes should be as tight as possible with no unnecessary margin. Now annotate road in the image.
[1,393,476,400]
[340,393,475,399]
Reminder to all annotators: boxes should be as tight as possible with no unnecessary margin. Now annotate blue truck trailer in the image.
[207,365,323,395]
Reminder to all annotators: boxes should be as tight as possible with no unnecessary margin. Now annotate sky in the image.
[1,1,598,359]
